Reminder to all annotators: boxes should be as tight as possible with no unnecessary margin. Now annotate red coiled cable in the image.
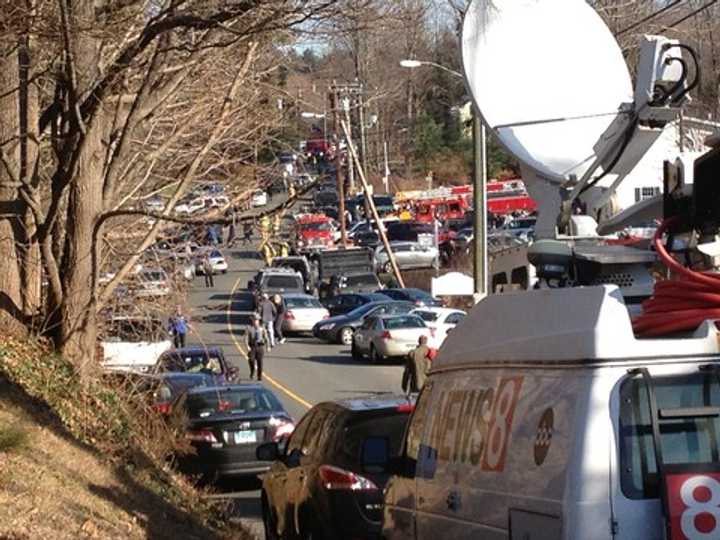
[633,217,720,337]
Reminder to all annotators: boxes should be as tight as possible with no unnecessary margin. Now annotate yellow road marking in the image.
[226,274,313,411]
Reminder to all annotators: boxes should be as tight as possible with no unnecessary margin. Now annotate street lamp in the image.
[399,59,488,301]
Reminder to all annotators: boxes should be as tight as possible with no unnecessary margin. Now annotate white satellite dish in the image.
[462,0,634,181]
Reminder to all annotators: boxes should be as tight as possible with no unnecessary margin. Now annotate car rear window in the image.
[160,352,223,374]
[384,316,425,329]
[286,297,322,309]
[186,389,282,418]
[619,372,720,499]
[342,412,409,462]
[265,276,302,289]
[210,250,222,258]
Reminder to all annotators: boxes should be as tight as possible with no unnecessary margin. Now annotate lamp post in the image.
[400,59,488,300]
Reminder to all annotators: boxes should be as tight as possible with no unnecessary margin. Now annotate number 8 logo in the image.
[680,476,720,540]
[481,377,523,472]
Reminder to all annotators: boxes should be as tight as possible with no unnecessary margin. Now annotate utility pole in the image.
[358,85,369,176]
[329,83,347,246]
[343,95,355,194]
[473,106,488,301]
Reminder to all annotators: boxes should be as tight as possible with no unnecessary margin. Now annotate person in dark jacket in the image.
[273,294,286,345]
[247,317,268,381]
[168,307,190,349]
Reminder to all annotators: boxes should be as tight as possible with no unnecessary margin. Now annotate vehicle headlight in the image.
[319,323,335,331]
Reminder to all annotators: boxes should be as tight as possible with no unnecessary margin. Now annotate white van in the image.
[381,285,720,540]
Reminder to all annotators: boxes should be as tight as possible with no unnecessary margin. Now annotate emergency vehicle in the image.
[294,213,335,252]
[486,178,537,215]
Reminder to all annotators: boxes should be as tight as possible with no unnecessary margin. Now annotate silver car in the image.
[281,293,330,333]
[352,314,436,363]
[374,241,439,273]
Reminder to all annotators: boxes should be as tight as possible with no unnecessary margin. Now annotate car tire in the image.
[222,270,227,274]
[383,261,393,274]
[351,341,363,361]
[338,327,353,346]
[370,345,383,365]
[261,494,279,540]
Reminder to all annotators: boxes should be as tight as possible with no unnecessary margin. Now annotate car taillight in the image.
[318,465,378,491]
[269,417,295,441]
[187,429,217,443]
[284,311,296,320]
[396,403,416,413]
[153,403,172,415]
[414,300,423,305]
[429,328,436,338]
[381,331,392,340]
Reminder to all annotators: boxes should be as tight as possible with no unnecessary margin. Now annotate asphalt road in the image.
[185,238,405,537]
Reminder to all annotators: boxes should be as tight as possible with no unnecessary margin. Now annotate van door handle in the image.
[446,490,461,512]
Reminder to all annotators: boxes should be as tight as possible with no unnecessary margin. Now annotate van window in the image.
[619,373,720,499]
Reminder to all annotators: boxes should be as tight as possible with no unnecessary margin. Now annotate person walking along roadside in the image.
[168,307,190,349]
[259,293,277,348]
[247,317,268,381]
[273,294,286,345]
[402,335,433,393]
[202,255,214,288]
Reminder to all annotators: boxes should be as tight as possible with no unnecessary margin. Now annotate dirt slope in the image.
[0,377,236,540]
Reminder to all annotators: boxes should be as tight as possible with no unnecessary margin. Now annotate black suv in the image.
[257,395,415,540]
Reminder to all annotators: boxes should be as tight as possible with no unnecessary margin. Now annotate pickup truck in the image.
[319,271,383,300]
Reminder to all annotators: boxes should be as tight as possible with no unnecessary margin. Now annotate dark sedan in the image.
[312,300,414,345]
[174,384,294,482]
[154,346,239,382]
[322,292,389,317]
[376,287,443,308]
[258,395,415,540]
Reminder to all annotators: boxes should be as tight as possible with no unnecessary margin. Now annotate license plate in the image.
[233,430,257,444]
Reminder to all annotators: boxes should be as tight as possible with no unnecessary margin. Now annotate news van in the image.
[381,286,720,540]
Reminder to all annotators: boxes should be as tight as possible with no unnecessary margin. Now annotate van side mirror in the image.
[361,436,390,474]
[256,442,280,462]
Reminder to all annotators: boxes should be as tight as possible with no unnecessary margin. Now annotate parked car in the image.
[353,230,381,249]
[133,268,171,298]
[313,300,414,345]
[385,221,435,242]
[454,227,474,252]
[271,256,317,294]
[410,307,466,344]
[282,293,330,334]
[252,190,268,207]
[248,268,305,308]
[323,292,390,317]
[204,248,228,274]
[143,372,224,414]
[154,346,239,382]
[352,314,435,363]
[314,189,339,208]
[174,383,295,481]
[144,195,165,212]
[99,316,172,373]
[501,216,537,240]
[257,395,415,540]
[376,287,443,308]
[374,241,439,273]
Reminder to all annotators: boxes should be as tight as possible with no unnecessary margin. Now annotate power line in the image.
[663,0,719,29]
[617,0,685,36]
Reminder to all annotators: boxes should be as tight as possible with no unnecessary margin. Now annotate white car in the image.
[196,248,228,274]
[281,293,330,333]
[411,307,466,344]
[100,316,172,373]
[352,314,436,363]
[174,198,205,215]
[134,268,170,298]
[252,190,268,207]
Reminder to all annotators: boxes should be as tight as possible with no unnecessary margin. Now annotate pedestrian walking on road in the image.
[168,306,190,349]
[202,255,214,288]
[247,317,268,381]
[273,294,286,344]
[259,293,277,348]
[402,335,433,394]
[243,221,253,244]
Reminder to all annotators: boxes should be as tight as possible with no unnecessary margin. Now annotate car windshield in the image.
[345,274,377,286]
[619,372,720,499]
[210,250,222,258]
[142,271,165,282]
[160,352,224,374]
[346,302,383,318]
[384,316,425,329]
[405,289,431,300]
[286,297,322,309]
[414,311,439,323]
[265,276,301,289]
[302,222,332,232]
[186,388,282,418]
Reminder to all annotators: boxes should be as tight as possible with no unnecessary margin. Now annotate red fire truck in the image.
[486,178,537,215]
[294,214,336,252]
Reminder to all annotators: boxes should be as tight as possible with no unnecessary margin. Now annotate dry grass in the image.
[0,338,252,540]
[0,426,28,454]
